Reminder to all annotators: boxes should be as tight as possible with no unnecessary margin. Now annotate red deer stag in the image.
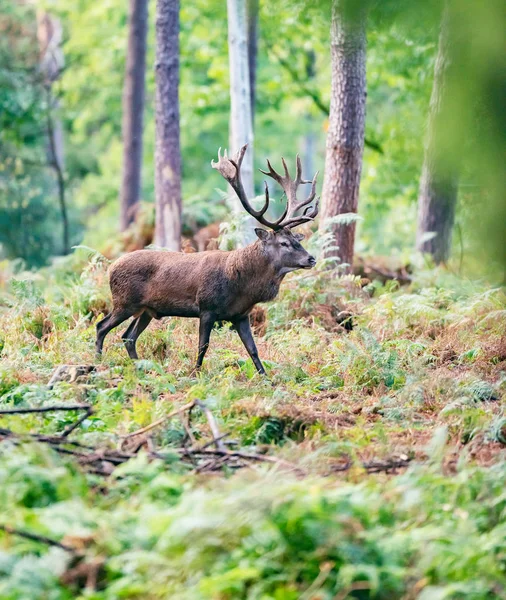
[96,145,319,374]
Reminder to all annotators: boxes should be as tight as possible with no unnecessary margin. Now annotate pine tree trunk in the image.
[319,0,367,272]
[227,0,255,244]
[155,0,182,251]
[120,0,149,231]
[416,1,461,264]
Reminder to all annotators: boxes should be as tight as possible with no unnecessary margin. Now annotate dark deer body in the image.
[96,146,319,374]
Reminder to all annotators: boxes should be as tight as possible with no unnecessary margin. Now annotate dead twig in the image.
[0,524,76,553]
[61,406,94,438]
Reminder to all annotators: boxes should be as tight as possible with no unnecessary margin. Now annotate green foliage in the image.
[1,1,506,594]
[2,0,446,261]
[0,257,504,597]
[0,2,78,266]
[1,444,506,599]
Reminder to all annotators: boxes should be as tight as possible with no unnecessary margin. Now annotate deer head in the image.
[212,145,319,271]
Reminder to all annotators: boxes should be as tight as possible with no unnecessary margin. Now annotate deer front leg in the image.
[232,316,266,375]
[194,312,216,372]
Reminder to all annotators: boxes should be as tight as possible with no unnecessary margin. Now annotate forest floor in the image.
[0,251,505,599]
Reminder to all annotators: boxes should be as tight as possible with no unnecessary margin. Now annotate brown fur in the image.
[108,243,281,320]
[95,228,315,372]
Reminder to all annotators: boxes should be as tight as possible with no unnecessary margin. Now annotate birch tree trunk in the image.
[120,0,149,232]
[246,0,259,124]
[319,0,368,272]
[227,0,255,244]
[154,0,182,251]
[416,0,462,264]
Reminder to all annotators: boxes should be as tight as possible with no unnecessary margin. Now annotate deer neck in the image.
[228,243,283,302]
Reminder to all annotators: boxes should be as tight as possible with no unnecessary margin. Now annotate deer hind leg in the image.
[122,312,152,359]
[95,308,134,356]
[232,316,266,375]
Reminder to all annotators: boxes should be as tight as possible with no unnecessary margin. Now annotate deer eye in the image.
[280,241,290,248]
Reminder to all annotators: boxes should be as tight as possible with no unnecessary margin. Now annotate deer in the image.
[95,144,319,375]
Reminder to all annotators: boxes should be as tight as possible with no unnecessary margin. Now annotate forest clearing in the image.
[1,0,505,598]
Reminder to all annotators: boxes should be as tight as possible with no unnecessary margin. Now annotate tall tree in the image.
[319,0,368,271]
[120,0,149,232]
[416,0,463,264]
[154,0,182,251]
[246,0,259,124]
[227,0,255,243]
[37,11,69,255]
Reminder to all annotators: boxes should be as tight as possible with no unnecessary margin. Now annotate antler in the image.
[259,154,319,230]
[211,144,319,231]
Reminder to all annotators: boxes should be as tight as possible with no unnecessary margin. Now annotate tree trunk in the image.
[45,89,69,256]
[120,0,149,231]
[37,12,69,255]
[416,1,462,264]
[154,0,182,251]
[301,50,316,182]
[319,0,367,271]
[246,0,259,124]
[227,0,255,244]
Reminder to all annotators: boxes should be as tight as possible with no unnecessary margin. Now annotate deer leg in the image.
[122,312,152,359]
[232,316,266,375]
[95,309,133,356]
[194,312,216,371]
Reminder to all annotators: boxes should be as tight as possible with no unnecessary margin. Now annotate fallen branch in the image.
[0,401,409,479]
[330,458,412,474]
[181,447,306,476]
[0,404,91,415]
[0,404,93,440]
[121,401,196,439]
[0,524,76,553]
[195,399,226,452]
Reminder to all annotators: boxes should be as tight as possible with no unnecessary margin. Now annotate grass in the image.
[0,251,505,599]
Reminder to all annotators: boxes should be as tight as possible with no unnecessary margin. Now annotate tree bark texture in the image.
[319,0,367,271]
[246,0,259,124]
[155,0,182,251]
[120,0,149,231]
[416,1,463,264]
[227,0,255,244]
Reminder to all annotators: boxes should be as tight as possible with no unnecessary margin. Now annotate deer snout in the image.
[303,255,316,268]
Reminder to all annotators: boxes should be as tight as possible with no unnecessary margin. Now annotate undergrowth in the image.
[0,252,504,599]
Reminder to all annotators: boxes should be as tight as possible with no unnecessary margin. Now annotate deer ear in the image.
[255,228,270,241]
[293,233,305,242]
